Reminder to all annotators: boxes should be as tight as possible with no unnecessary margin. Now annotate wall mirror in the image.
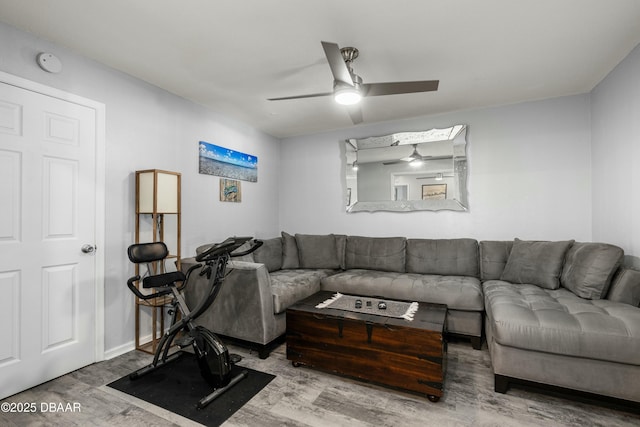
[344,125,468,212]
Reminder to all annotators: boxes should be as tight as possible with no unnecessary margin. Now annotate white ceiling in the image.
[2,0,640,138]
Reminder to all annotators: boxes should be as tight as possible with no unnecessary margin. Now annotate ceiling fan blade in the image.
[417,174,454,180]
[267,92,333,101]
[363,80,439,97]
[421,155,453,160]
[385,155,453,166]
[321,41,354,86]
[346,105,363,124]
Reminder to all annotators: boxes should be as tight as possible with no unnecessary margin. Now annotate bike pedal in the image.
[230,353,242,364]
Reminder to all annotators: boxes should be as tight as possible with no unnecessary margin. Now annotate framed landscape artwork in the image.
[422,184,447,200]
[199,141,258,182]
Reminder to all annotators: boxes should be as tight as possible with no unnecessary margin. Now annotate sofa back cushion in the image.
[295,233,341,269]
[252,237,283,272]
[607,267,640,306]
[500,238,574,289]
[406,238,479,277]
[345,236,406,272]
[561,242,623,299]
[479,240,513,281]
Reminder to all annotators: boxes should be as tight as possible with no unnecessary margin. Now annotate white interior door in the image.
[0,79,102,399]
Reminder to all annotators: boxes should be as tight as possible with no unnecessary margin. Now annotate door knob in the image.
[81,244,96,254]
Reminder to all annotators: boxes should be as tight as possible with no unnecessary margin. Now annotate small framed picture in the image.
[220,179,241,202]
[422,184,447,200]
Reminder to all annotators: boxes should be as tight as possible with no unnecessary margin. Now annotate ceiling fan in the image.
[267,41,439,124]
[383,144,452,166]
[417,173,454,180]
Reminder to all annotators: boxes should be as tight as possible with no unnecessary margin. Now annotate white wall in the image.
[279,95,592,242]
[591,44,640,264]
[0,22,281,354]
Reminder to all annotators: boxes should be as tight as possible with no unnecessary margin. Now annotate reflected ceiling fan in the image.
[267,41,439,124]
[383,144,452,166]
[417,173,454,180]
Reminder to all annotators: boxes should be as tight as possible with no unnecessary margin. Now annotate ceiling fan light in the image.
[334,87,362,105]
[409,159,423,167]
[352,160,359,171]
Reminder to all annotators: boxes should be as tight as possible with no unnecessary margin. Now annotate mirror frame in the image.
[344,125,468,212]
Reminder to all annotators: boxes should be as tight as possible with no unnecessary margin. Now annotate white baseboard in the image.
[104,332,159,360]
[104,341,136,360]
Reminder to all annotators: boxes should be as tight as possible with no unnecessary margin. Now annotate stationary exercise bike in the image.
[125,236,263,408]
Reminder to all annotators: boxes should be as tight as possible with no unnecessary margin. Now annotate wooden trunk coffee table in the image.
[286,291,447,401]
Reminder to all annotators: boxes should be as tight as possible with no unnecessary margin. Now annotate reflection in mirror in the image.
[345,125,468,212]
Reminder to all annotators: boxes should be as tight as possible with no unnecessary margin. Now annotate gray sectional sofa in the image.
[181,233,640,403]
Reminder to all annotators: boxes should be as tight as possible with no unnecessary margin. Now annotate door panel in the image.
[0,81,98,399]
[0,150,21,241]
[0,271,20,364]
[0,99,22,135]
[43,157,77,238]
[42,264,77,350]
[44,111,79,145]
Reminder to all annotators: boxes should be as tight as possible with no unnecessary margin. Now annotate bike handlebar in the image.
[231,239,263,257]
[195,237,263,263]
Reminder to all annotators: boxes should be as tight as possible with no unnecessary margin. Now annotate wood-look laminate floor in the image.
[1,341,638,426]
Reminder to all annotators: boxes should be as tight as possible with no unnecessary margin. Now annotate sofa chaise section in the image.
[481,240,640,403]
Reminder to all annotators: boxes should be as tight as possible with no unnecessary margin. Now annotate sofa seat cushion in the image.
[321,269,483,311]
[270,269,336,314]
[484,280,640,365]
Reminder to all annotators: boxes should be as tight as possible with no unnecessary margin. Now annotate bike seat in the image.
[142,271,186,289]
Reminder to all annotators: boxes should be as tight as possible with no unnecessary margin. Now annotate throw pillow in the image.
[560,242,623,299]
[294,234,341,269]
[281,231,300,269]
[500,238,574,289]
[252,237,283,272]
[335,234,347,270]
[607,268,640,307]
